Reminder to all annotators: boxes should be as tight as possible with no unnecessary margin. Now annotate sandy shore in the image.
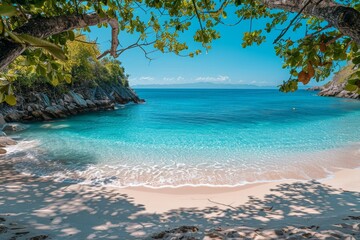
[1,138,360,239]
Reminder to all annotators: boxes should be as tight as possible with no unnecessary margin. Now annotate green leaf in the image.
[222,11,227,19]
[0,4,17,17]
[17,34,67,61]
[353,56,360,65]
[36,65,47,76]
[5,94,16,106]
[6,31,24,43]
[68,31,75,41]
[344,84,358,92]
[42,46,67,61]
[64,74,72,84]
[348,79,359,85]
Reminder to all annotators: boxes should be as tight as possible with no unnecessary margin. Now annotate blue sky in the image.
[88,13,329,87]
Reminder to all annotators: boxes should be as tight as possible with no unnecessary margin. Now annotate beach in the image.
[1,137,360,239]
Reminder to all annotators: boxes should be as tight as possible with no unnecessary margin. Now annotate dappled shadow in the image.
[149,180,360,239]
[0,160,162,239]
[1,158,360,239]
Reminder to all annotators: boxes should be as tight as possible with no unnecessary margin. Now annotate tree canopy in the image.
[0,0,360,104]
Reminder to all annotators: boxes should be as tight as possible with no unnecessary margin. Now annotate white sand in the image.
[1,137,360,239]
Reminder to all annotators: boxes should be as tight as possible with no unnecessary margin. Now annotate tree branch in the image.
[273,0,314,44]
[262,0,360,45]
[0,13,119,70]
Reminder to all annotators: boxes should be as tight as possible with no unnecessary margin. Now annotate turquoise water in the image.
[7,89,360,187]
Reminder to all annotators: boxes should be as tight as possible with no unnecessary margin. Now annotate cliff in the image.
[0,81,144,123]
[315,64,359,99]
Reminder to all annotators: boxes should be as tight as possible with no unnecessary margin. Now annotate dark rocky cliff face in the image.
[0,82,144,122]
[315,64,359,99]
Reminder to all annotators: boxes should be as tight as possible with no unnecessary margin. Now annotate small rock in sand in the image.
[2,123,28,133]
[0,148,7,154]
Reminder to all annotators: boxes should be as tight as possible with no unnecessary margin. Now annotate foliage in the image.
[0,0,359,104]
[10,35,128,104]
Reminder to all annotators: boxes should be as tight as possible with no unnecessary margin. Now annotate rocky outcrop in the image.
[306,86,324,91]
[0,83,144,123]
[318,80,359,99]
[316,64,359,100]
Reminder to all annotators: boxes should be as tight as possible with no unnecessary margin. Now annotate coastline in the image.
[1,137,360,239]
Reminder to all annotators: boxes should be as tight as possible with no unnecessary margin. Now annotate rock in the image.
[0,137,16,145]
[64,94,73,103]
[40,112,53,121]
[0,113,6,125]
[0,82,142,123]
[29,235,49,240]
[31,110,43,118]
[337,90,350,98]
[29,93,38,102]
[45,106,67,118]
[225,230,241,238]
[69,91,88,107]
[2,123,28,133]
[77,93,85,99]
[307,86,324,91]
[5,111,22,122]
[67,104,78,115]
[0,225,7,233]
[86,99,96,108]
[0,148,7,154]
[40,93,51,107]
[59,99,65,106]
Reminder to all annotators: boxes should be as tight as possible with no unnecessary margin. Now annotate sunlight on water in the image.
[6,89,360,187]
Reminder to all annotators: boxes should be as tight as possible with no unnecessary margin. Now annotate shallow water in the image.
[6,89,360,187]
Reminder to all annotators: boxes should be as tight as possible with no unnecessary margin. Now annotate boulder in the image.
[29,93,38,102]
[86,99,96,108]
[32,104,41,110]
[0,137,17,145]
[0,148,6,154]
[41,112,53,121]
[59,99,65,106]
[67,104,78,115]
[45,106,67,118]
[336,90,350,98]
[40,93,51,107]
[2,123,28,133]
[31,110,43,118]
[64,94,73,103]
[307,86,324,91]
[0,114,6,125]
[69,91,88,107]
[4,111,22,122]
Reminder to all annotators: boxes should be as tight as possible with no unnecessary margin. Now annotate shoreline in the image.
[1,136,360,239]
[3,135,360,190]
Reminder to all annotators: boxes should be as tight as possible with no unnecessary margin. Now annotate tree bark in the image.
[262,0,360,44]
[0,13,119,71]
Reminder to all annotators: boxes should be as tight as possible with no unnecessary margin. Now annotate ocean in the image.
[6,89,360,187]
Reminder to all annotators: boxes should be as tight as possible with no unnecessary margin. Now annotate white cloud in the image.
[194,75,230,82]
[139,76,154,81]
[162,76,184,82]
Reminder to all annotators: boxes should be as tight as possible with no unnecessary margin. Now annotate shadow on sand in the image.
[1,159,360,239]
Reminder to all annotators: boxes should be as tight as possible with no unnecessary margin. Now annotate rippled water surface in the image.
[7,89,360,187]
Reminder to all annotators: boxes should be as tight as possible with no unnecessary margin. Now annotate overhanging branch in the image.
[0,13,119,70]
[262,0,360,45]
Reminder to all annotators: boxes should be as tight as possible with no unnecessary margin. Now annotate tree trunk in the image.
[262,0,360,44]
[0,13,118,71]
